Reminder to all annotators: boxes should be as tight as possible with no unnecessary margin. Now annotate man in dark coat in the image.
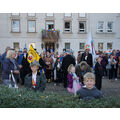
[19,48,31,85]
[81,48,93,68]
[61,52,76,88]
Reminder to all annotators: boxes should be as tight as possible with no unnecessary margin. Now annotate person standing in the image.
[44,51,53,83]
[61,52,76,88]
[81,48,93,68]
[95,56,103,90]
[77,51,81,64]
[19,48,31,85]
[2,49,20,86]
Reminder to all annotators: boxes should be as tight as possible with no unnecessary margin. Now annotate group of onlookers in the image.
[0,46,120,100]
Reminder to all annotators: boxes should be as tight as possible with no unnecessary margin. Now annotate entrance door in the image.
[45,43,55,52]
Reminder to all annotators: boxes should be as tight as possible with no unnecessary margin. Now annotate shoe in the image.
[115,78,117,81]
[47,79,51,83]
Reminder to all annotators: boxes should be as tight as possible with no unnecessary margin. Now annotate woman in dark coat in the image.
[2,49,20,85]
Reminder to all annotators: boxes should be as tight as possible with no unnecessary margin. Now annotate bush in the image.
[0,85,120,108]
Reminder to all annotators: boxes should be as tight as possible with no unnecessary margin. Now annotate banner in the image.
[85,32,96,64]
[27,45,40,63]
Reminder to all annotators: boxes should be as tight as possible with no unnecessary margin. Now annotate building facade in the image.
[0,13,120,57]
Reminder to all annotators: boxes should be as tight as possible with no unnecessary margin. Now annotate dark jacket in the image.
[24,72,46,92]
[77,86,103,100]
[81,52,93,67]
[61,54,76,71]
[75,62,91,82]
[3,58,19,80]
[95,62,103,77]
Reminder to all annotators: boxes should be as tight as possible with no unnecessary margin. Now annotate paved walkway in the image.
[45,77,120,97]
[0,72,120,97]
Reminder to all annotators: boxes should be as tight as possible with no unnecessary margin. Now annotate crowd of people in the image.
[0,46,120,100]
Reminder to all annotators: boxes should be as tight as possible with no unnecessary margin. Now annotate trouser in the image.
[95,75,102,90]
[63,70,68,88]
[45,69,53,82]
[109,67,117,79]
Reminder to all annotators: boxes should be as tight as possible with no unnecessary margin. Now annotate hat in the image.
[30,60,40,67]
[95,55,100,60]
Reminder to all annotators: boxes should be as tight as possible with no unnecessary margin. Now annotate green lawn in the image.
[0,85,120,108]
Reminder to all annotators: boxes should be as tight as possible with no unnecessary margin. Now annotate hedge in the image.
[0,85,120,108]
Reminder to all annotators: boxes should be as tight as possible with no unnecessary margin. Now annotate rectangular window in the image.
[65,43,70,50]
[64,21,71,32]
[79,13,86,17]
[97,21,104,32]
[46,13,54,17]
[98,43,103,50]
[27,13,36,17]
[28,20,36,32]
[107,43,112,50]
[64,13,71,17]
[11,13,20,16]
[13,42,19,50]
[80,43,85,50]
[107,21,113,32]
[46,21,54,30]
[11,19,20,32]
[79,21,86,33]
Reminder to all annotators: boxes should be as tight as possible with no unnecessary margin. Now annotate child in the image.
[24,60,46,92]
[54,57,62,84]
[95,56,103,90]
[67,64,81,96]
[77,72,103,100]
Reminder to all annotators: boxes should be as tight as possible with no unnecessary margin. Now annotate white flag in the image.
[85,32,96,64]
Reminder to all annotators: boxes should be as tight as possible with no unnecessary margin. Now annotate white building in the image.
[0,13,120,57]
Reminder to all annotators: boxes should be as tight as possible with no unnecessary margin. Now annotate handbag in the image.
[3,70,18,88]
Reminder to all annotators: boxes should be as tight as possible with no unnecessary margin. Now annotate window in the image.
[80,43,85,50]
[11,19,20,32]
[65,43,70,50]
[79,21,86,33]
[64,21,71,32]
[27,13,36,17]
[107,43,112,50]
[28,20,36,32]
[46,13,54,17]
[13,42,19,50]
[97,21,104,32]
[79,13,86,17]
[46,21,54,30]
[64,13,71,17]
[98,43,103,50]
[11,13,20,16]
[107,21,113,32]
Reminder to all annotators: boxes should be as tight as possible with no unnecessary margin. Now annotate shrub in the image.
[0,85,120,108]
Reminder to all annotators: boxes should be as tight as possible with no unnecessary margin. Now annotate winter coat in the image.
[75,62,91,82]
[2,58,20,80]
[24,72,46,92]
[95,62,103,77]
[44,56,53,70]
[81,52,93,67]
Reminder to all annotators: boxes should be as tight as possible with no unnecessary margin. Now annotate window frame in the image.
[11,13,20,16]
[79,43,85,50]
[45,20,55,30]
[27,20,36,33]
[11,19,20,33]
[46,13,54,17]
[65,43,70,51]
[78,21,86,33]
[64,20,72,33]
[107,42,113,50]
[107,21,113,33]
[27,13,36,17]
[97,21,104,33]
[64,13,72,18]
[78,13,86,18]
[98,42,103,51]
